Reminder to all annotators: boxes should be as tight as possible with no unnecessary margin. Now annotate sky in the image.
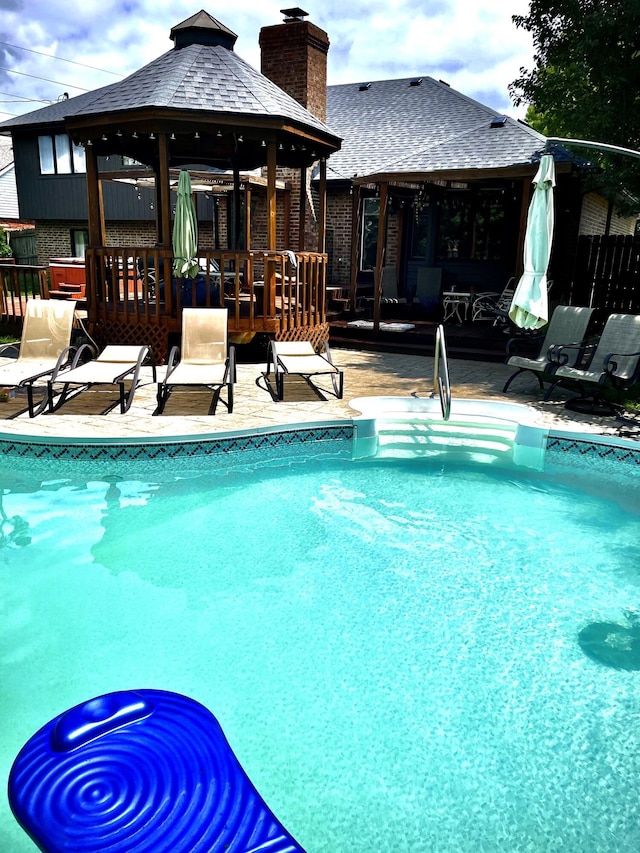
[0,0,536,123]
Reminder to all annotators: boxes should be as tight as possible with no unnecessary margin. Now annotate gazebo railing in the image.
[84,248,328,338]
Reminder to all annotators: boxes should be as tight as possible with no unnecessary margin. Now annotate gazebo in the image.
[55,10,342,358]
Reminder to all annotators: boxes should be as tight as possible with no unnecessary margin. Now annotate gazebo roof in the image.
[0,10,341,170]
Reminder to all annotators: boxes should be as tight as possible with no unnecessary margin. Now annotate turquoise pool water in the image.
[1,439,640,852]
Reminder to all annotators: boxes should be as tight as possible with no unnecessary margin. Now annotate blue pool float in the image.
[9,689,306,853]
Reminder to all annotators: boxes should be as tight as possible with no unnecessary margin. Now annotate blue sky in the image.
[0,0,534,122]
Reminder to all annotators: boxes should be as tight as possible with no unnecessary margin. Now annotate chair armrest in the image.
[0,342,20,358]
[547,340,594,366]
[604,350,640,377]
[228,345,237,383]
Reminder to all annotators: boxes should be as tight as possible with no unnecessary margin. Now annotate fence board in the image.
[573,235,640,325]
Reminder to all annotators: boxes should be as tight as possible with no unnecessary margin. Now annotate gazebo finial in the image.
[170,10,238,50]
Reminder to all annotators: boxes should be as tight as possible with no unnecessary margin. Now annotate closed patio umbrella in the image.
[172,170,199,280]
[509,153,556,330]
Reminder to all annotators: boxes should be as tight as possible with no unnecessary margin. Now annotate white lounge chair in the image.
[263,339,343,401]
[0,298,77,416]
[502,305,594,393]
[48,344,155,414]
[156,308,235,414]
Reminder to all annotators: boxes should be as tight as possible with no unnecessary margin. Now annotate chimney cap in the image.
[281,7,309,21]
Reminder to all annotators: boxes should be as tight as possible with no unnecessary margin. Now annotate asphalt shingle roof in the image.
[325,76,551,180]
[0,43,336,140]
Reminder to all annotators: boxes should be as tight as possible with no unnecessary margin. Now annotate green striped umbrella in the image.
[172,170,199,280]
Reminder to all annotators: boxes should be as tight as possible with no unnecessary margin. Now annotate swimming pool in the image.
[1,421,640,852]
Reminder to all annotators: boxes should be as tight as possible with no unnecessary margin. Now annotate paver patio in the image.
[0,348,627,442]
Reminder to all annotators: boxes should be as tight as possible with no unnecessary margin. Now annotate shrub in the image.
[0,226,12,259]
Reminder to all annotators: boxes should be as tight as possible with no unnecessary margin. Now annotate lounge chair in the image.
[0,298,77,417]
[471,277,516,322]
[544,312,640,412]
[156,308,235,414]
[263,339,344,401]
[48,344,155,414]
[502,305,594,393]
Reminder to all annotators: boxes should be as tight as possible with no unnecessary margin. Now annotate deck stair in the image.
[48,282,86,300]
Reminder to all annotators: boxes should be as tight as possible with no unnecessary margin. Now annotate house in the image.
[0,135,35,263]
[0,7,636,335]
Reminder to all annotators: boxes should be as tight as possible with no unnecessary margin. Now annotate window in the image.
[360,197,380,271]
[38,134,86,175]
[71,228,89,257]
[436,189,505,261]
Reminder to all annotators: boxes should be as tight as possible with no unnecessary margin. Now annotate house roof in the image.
[325,76,559,181]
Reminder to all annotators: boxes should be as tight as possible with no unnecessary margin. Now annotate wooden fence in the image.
[571,234,640,325]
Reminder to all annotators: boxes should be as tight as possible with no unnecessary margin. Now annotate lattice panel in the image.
[275,323,329,351]
[91,320,170,364]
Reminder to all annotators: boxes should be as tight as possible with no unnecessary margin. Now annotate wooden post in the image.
[232,164,241,250]
[266,141,278,320]
[267,141,277,251]
[244,185,252,250]
[516,176,531,280]
[318,158,327,254]
[298,166,306,251]
[349,184,361,311]
[157,133,171,249]
[372,182,388,331]
[85,145,103,247]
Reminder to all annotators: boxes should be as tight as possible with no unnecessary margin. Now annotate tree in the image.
[510,0,640,210]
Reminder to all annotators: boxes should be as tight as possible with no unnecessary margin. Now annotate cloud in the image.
[0,0,534,121]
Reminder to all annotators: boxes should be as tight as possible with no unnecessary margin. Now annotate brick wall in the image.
[579,192,638,236]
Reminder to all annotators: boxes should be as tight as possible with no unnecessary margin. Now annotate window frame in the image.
[37,133,87,175]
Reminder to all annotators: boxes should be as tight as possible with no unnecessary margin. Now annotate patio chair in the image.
[156,308,236,415]
[471,277,516,323]
[263,339,344,401]
[414,267,442,313]
[544,312,640,413]
[502,305,594,393]
[0,298,77,417]
[48,344,155,414]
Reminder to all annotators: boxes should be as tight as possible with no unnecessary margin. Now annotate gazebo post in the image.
[265,141,277,318]
[157,133,172,248]
[85,145,104,248]
[244,184,252,250]
[232,163,242,250]
[318,158,327,253]
[298,166,306,251]
[372,181,388,332]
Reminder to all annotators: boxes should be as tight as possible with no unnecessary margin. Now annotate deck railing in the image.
[0,263,49,324]
[85,248,328,337]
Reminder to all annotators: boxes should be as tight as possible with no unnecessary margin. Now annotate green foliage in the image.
[510,0,640,211]
[0,226,12,258]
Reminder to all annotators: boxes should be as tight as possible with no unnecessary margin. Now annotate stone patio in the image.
[0,348,629,442]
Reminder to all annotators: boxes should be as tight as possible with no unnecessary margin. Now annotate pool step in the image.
[373,416,518,461]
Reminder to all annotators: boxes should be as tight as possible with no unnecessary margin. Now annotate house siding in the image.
[0,164,19,219]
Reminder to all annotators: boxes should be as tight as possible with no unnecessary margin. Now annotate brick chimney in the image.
[259,8,329,121]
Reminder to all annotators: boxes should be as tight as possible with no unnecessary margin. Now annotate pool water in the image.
[1,446,640,852]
